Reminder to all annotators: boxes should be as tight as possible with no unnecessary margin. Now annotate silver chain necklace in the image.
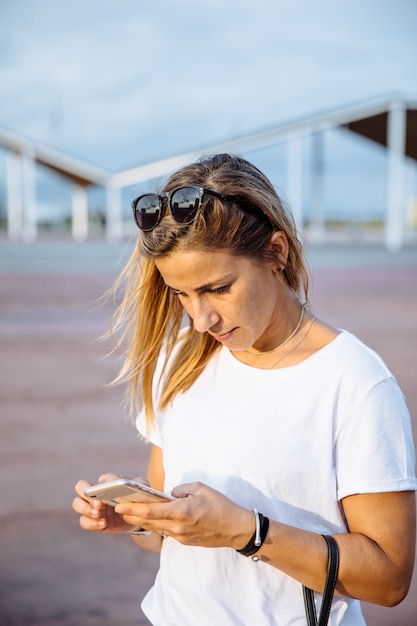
[267,314,317,369]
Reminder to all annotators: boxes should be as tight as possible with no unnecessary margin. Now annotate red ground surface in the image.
[0,241,416,625]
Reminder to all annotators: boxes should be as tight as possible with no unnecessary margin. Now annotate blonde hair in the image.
[111,154,309,428]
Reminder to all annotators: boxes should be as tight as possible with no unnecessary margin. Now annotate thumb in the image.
[171,481,202,498]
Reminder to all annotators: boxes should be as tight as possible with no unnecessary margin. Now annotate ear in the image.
[269,230,289,271]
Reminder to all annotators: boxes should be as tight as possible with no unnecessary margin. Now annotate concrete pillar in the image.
[386,101,407,252]
[106,185,123,242]
[21,147,37,242]
[6,151,23,240]
[286,130,304,234]
[71,184,89,241]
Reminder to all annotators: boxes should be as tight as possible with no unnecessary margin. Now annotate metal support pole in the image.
[21,147,37,242]
[6,151,23,240]
[386,101,406,252]
[71,184,89,241]
[309,130,325,244]
[106,185,123,242]
[286,130,304,234]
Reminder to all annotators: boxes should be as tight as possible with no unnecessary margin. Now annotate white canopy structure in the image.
[0,126,116,242]
[1,93,416,249]
[110,94,417,252]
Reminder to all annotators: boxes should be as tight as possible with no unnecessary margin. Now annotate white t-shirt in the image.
[136,331,417,626]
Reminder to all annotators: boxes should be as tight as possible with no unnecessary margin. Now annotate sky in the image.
[0,0,416,221]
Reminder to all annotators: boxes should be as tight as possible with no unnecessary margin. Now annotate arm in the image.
[335,491,416,604]
[116,483,416,606]
[250,490,415,606]
[128,445,165,552]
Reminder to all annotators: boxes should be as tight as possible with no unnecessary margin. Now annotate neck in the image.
[244,302,307,356]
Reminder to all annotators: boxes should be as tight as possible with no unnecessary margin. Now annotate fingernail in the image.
[97,519,106,529]
[114,505,123,514]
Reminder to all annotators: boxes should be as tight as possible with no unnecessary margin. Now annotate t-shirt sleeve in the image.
[135,408,163,447]
[134,328,191,447]
[335,376,417,500]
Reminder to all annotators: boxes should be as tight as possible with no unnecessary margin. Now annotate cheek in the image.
[234,294,264,328]
[245,284,278,322]
[178,298,193,319]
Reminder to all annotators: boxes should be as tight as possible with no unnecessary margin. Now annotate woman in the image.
[73,153,416,625]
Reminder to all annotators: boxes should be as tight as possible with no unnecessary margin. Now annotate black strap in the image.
[236,512,270,557]
[303,535,339,626]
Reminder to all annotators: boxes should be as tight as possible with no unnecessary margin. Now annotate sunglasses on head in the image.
[131,185,230,232]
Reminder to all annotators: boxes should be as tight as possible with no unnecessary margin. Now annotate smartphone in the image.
[84,478,174,507]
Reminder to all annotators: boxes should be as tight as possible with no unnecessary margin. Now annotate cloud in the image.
[0,0,416,172]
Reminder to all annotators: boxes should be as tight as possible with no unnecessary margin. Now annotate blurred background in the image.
[0,0,416,246]
[0,1,416,624]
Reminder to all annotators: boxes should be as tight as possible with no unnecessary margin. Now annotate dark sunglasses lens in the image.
[170,187,200,224]
[134,194,161,231]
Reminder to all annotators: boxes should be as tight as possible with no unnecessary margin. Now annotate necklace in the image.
[244,302,307,356]
[267,313,317,369]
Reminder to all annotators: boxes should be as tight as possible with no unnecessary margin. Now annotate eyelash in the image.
[170,284,231,297]
[210,285,231,295]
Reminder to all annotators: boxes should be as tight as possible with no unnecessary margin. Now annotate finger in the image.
[114,500,174,519]
[74,480,105,515]
[114,502,177,534]
[118,512,147,528]
[74,479,93,498]
[79,513,107,532]
[72,494,103,519]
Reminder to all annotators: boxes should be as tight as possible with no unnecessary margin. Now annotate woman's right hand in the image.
[72,473,138,534]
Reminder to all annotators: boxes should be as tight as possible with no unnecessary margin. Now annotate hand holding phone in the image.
[84,478,174,507]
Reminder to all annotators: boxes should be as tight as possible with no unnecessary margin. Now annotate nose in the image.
[187,298,221,333]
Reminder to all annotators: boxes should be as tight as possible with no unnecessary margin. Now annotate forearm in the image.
[252,521,392,604]
[248,518,413,607]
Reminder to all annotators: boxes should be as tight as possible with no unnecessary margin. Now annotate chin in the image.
[229,339,254,352]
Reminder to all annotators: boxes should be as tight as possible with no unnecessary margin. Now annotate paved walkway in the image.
[0,239,416,625]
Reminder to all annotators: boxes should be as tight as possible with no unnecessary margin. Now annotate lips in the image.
[210,328,236,343]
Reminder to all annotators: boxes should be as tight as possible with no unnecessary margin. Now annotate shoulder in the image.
[329,330,391,376]
[310,329,412,429]
[288,313,392,381]
[305,328,398,411]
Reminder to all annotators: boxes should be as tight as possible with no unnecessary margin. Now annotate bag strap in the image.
[303,535,340,626]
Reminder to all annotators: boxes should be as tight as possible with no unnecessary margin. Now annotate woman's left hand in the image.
[114,481,254,549]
